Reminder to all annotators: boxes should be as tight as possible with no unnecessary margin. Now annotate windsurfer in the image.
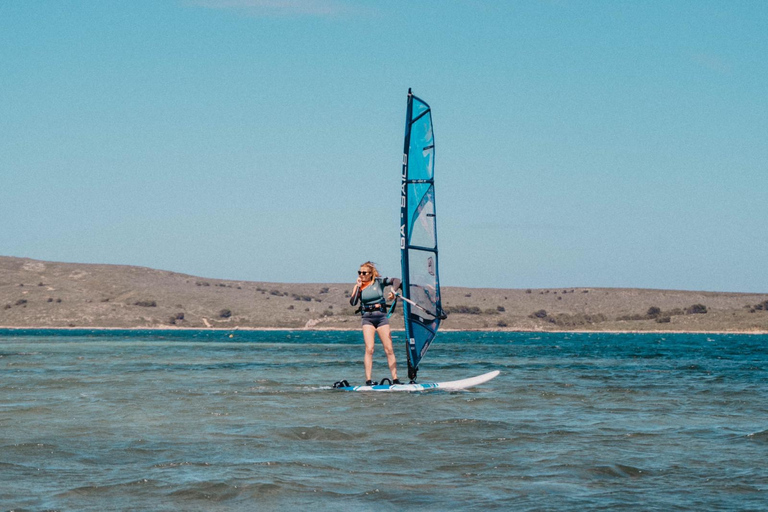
[349,262,402,385]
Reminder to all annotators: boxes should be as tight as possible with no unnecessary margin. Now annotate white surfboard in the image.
[334,370,499,392]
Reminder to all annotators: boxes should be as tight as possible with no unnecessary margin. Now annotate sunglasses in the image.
[358,271,371,275]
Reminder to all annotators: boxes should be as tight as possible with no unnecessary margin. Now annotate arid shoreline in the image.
[3,256,768,333]
[1,325,767,335]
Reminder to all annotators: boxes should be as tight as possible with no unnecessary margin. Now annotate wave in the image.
[1,442,75,459]
[168,481,242,501]
[587,464,652,478]
[60,478,164,498]
[746,429,768,442]
[273,426,359,441]
[415,418,516,442]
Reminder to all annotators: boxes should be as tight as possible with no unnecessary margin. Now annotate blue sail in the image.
[400,89,445,380]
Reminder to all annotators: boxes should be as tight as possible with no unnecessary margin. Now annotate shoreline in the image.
[4,257,768,335]
[1,325,767,335]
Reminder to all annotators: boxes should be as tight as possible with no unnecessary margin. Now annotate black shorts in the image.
[361,311,389,329]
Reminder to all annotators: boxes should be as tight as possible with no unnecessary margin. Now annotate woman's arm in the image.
[383,277,402,292]
[384,277,402,301]
[349,279,362,306]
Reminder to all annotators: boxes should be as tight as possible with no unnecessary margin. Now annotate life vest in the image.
[359,278,387,306]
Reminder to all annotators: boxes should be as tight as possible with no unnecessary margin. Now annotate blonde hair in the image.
[359,261,380,279]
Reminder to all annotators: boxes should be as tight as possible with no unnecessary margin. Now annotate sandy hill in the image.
[1,256,767,332]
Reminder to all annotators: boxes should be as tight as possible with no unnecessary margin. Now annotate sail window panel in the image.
[407,114,434,181]
[407,247,440,318]
[406,183,437,249]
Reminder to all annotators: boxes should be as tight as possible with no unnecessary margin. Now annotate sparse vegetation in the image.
[618,304,707,322]
[134,300,157,307]
[445,305,481,315]
[547,313,608,327]
[686,304,708,315]
[529,308,606,326]
[219,309,232,318]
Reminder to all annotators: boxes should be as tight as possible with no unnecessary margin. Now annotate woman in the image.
[349,262,402,385]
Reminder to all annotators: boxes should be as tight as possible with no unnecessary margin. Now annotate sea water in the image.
[1,329,766,511]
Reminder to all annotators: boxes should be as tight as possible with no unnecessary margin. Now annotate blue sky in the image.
[1,1,766,292]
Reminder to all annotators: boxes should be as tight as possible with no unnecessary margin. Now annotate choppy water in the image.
[1,329,766,511]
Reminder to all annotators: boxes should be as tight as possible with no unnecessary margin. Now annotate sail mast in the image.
[401,88,415,380]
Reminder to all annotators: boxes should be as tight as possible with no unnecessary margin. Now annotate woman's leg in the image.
[376,324,398,380]
[362,324,376,382]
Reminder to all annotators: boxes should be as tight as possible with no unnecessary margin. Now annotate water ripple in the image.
[1,330,767,511]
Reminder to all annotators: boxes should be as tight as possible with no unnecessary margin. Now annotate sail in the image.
[400,89,445,380]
